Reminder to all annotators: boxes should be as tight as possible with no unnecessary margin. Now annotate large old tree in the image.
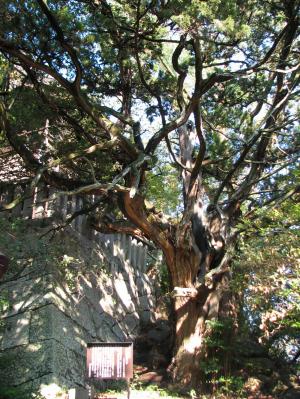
[0,0,299,389]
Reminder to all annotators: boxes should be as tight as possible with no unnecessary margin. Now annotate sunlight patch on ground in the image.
[94,389,186,399]
[40,383,65,399]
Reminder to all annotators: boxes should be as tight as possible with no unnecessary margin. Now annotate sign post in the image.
[86,342,133,399]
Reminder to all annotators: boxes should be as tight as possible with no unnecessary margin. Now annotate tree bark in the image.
[117,146,237,391]
[166,244,234,391]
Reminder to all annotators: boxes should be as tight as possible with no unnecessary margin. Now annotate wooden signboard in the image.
[86,342,133,381]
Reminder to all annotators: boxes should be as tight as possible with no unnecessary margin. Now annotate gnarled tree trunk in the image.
[164,232,236,391]
[107,127,239,390]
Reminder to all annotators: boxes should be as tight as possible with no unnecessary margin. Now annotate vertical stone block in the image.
[68,388,89,399]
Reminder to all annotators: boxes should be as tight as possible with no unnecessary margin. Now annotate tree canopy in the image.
[1,0,299,212]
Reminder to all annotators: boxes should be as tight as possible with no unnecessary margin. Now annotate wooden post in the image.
[127,379,130,399]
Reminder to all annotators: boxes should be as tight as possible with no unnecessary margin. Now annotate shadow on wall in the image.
[0,213,156,399]
[0,252,9,279]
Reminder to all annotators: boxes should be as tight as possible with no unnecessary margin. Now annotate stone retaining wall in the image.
[0,223,156,397]
[0,182,148,274]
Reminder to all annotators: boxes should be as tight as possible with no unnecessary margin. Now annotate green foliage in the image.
[0,0,298,218]
[0,217,45,278]
[0,386,27,399]
[94,375,183,399]
[234,201,300,360]
[146,164,181,216]
[199,318,245,395]
[0,289,9,335]
[216,375,245,397]
[56,254,82,292]
[0,289,9,317]
[0,217,84,291]
[158,260,171,295]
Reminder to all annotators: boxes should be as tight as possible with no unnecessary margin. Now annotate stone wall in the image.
[0,182,148,268]
[0,220,156,397]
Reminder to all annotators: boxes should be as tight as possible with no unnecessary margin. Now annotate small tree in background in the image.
[236,201,300,362]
